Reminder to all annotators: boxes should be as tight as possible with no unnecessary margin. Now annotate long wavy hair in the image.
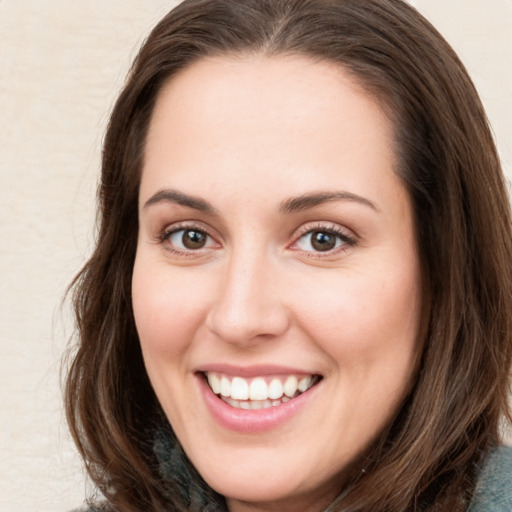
[65,1,512,510]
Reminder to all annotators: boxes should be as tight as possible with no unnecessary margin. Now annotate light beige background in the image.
[0,2,510,511]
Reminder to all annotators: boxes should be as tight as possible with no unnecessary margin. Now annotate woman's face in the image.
[133,56,422,512]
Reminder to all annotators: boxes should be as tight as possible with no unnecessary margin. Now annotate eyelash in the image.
[292,223,356,257]
[158,222,216,257]
[158,222,356,257]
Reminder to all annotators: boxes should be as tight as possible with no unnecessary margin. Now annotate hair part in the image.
[65,1,512,510]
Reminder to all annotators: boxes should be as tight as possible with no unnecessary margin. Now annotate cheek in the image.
[131,260,208,357]
[293,262,421,370]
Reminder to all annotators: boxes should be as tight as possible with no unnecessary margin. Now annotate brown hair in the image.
[65,1,512,510]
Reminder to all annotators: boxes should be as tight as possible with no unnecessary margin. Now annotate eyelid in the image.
[289,222,357,255]
[158,221,221,254]
[155,220,356,257]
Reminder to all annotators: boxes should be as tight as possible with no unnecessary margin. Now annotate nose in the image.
[205,250,290,346]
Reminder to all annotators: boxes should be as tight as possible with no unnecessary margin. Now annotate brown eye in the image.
[295,227,352,253]
[311,231,336,251]
[182,230,207,249]
[166,228,213,251]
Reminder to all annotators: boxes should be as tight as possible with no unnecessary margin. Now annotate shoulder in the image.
[468,445,512,512]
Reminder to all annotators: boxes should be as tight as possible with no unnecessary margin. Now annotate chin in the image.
[186,443,346,510]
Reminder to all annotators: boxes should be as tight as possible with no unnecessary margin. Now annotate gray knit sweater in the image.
[468,445,512,511]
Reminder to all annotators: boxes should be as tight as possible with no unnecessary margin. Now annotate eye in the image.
[295,227,355,253]
[165,228,215,251]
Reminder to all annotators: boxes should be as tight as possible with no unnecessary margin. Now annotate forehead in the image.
[141,55,401,210]
[148,54,393,141]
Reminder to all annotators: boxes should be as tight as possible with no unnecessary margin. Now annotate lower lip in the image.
[198,375,319,433]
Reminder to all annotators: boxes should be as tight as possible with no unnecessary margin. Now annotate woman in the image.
[66,0,512,510]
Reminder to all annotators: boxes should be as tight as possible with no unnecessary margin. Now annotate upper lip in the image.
[196,363,320,378]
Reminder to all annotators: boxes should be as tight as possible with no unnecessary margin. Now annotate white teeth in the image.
[225,397,239,408]
[207,373,221,394]
[251,400,263,410]
[283,375,298,398]
[221,395,293,409]
[207,372,318,409]
[298,375,312,392]
[220,376,231,397]
[249,377,268,400]
[222,398,276,410]
[231,377,249,400]
[268,378,283,399]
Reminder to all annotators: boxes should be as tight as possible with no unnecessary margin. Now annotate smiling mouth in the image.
[203,372,321,410]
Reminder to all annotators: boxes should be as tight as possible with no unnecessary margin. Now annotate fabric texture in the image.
[467,445,512,512]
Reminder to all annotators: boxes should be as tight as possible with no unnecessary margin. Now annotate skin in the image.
[132,55,422,512]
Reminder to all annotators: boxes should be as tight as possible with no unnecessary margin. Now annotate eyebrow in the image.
[280,191,378,214]
[143,189,219,215]
[143,188,377,215]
